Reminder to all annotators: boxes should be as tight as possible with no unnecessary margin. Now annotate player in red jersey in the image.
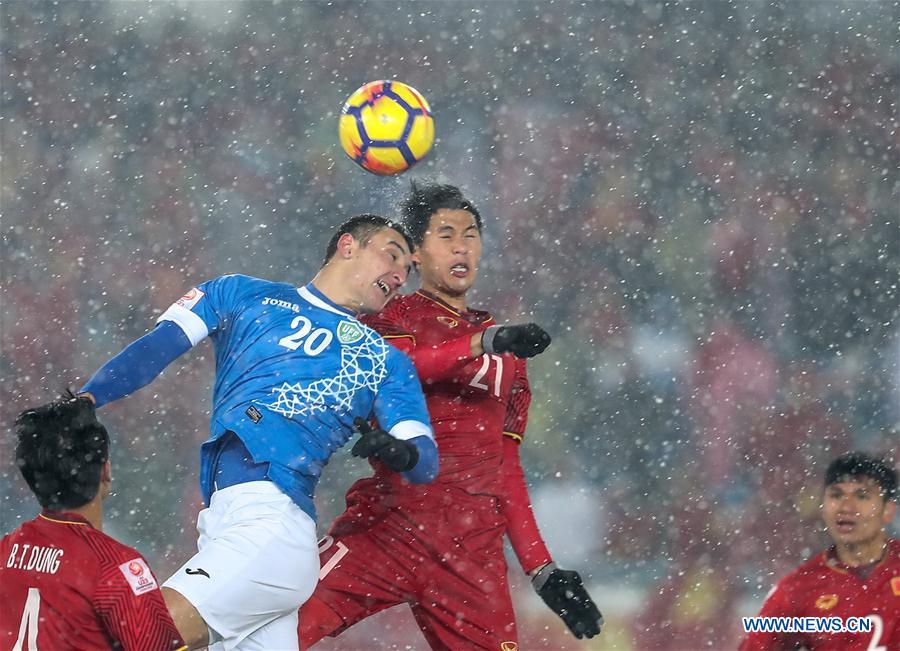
[0,392,185,651]
[740,451,898,651]
[299,181,602,649]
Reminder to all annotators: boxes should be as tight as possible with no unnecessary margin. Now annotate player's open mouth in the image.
[375,280,391,296]
[450,264,468,278]
[835,518,856,532]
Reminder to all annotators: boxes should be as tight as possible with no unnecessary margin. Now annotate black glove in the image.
[482,323,551,358]
[533,563,603,639]
[350,417,419,472]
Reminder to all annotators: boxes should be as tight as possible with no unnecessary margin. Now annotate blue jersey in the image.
[157,274,431,517]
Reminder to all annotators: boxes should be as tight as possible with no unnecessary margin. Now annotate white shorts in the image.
[163,481,319,651]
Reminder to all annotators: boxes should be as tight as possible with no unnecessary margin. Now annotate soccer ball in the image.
[339,80,434,176]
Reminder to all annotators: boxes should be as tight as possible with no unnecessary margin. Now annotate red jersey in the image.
[0,511,185,651]
[740,539,900,651]
[361,290,530,498]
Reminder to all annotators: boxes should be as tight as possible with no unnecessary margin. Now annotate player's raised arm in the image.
[79,276,238,407]
[79,320,192,407]
[364,308,552,385]
[408,322,551,383]
[363,308,474,382]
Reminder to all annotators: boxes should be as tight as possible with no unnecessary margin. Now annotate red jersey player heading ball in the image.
[299,181,602,650]
[740,451,898,651]
[0,392,184,651]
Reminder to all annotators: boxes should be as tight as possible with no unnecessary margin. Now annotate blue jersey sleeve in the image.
[373,349,437,484]
[156,274,251,345]
[403,436,438,483]
[373,347,432,435]
[80,321,192,408]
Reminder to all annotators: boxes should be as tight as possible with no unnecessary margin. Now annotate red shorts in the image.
[300,480,518,650]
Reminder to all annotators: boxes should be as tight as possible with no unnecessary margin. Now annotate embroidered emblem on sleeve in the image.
[175,288,205,310]
[118,558,158,596]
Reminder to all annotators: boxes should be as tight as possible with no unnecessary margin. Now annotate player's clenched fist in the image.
[482,323,551,358]
[351,417,420,472]
[532,563,604,639]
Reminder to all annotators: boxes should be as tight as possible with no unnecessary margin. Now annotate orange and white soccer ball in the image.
[338,80,434,175]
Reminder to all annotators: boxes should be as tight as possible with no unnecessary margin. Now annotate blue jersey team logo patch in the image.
[337,320,364,344]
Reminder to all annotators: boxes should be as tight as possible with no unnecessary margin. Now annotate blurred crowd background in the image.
[2,2,897,649]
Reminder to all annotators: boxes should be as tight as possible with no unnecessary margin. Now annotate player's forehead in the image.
[369,227,410,256]
[826,476,883,493]
[425,208,479,234]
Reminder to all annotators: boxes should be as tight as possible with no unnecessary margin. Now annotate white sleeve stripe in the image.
[389,420,434,442]
[157,304,209,346]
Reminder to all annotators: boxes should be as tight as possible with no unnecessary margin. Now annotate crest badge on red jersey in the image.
[815,594,839,610]
[118,558,158,596]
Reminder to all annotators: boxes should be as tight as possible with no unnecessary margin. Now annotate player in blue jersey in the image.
[77,214,438,651]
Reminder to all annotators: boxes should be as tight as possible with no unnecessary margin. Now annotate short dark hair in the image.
[401,180,482,246]
[15,391,110,510]
[825,451,897,501]
[322,213,413,265]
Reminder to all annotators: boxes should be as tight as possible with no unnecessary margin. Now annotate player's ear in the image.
[410,250,421,269]
[100,459,112,489]
[883,498,897,525]
[336,232,356,259]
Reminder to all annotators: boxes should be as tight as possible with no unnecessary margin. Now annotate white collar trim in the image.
[297,286,356,318]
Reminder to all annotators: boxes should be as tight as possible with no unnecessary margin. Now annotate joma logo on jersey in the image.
[337,321,364,344]
[262,297,300,312]
[436,316,459,328]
